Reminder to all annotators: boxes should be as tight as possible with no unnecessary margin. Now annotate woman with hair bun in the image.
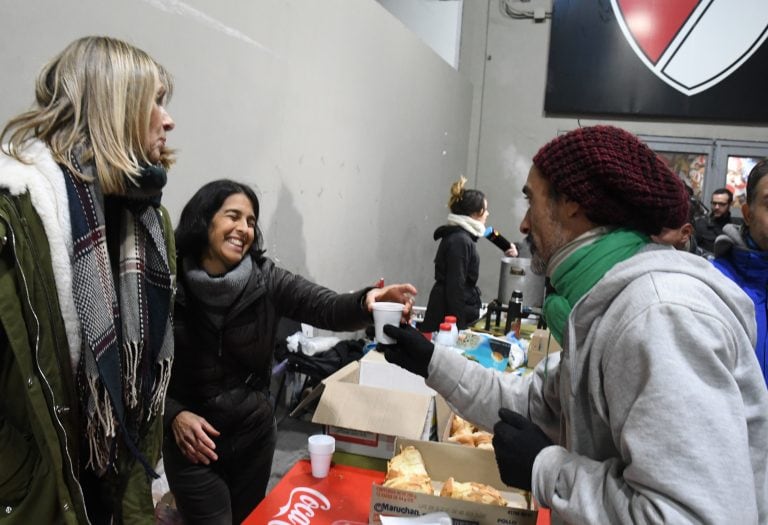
[421,176,513,332]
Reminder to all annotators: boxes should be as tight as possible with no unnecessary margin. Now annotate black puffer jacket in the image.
[421,225,481,332]
[165,255,371,436]
[694,212,741,255]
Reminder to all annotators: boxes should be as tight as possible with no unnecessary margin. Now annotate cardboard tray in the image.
[370,437,537,525]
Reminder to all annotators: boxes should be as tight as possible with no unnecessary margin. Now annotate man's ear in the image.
[681,223,694,241]
[561,197,582,219]
[742,203,751,226]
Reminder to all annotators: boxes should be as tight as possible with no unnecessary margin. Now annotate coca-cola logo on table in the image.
[268,487,331,525]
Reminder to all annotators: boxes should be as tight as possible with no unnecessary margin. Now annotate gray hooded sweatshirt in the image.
[427,245,768,524]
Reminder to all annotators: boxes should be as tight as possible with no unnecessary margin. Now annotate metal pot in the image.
[496,257,546,308]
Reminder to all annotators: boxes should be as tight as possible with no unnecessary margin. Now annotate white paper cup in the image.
[308,434,335,478]
[372,302,404,344]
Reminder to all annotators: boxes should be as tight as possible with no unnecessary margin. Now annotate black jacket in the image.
[694,212,741,254]
[422,225,481,332]
[165,256,371,437]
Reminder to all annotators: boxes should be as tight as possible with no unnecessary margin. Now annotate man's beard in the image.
[526,223,568,276]
[527,235,548,275]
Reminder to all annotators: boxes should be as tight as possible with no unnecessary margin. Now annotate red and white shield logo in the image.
[611,0,768,96]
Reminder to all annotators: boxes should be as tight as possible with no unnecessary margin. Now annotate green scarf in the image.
[543,229,649,345]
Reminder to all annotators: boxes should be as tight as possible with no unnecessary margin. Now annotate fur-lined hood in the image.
[0,140,80,370]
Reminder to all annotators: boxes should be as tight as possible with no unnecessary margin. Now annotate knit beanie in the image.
[532,126,689,235]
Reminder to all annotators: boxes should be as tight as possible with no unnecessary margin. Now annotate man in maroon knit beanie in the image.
[380,125,768,524]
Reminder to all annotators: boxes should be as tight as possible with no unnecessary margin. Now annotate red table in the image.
[244,459,385,524]
[245,459,551,525]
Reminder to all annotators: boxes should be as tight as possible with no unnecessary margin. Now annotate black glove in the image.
[492,408,553,491]
[379,324,434,378]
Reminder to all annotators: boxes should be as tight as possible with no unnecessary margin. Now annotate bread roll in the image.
[383,474,434,495]
[476,441,494,452]
[447,433,476,446]
[384,446,434,495]
[439,477,508,507]
[386,445,429,480]
[450,415,475,436]
[472,431,493,448]
[450,415,496,450]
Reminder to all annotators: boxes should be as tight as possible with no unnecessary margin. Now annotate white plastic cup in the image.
[372,302,404,344]
[308,434,335,478]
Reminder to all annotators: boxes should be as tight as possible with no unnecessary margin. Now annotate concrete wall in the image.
[460,1,768,301]
[0,0,473,300]
[4,0,765,314]
[376,0,463,68]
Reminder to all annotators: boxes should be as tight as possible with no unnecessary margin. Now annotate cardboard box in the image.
[370,437,537,525]
[358,350,436,396]
[290,352,451,459]
[526,329,562,368]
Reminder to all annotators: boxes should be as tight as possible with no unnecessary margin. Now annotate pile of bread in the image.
[382,445,507,507]
[447,414,494,451]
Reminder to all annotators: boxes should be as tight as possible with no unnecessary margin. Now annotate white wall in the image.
[0,0,473,300]
[460,1,768,301]
[7,1,761,312]
[376,0,463,68]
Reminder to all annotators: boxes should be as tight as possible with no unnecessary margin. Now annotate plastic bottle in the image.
[435,322,454,347]
[443,315,459,346]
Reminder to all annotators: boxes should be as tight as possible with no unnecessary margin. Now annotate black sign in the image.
[544,0,768,123]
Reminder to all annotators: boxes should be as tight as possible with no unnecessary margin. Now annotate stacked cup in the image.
[307,434,335,478]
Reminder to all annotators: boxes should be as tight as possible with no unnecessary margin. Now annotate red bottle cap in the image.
[444,315,457,324]
[439,322,452,331]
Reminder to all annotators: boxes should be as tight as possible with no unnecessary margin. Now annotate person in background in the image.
[694,187,741,255]
[381,126,768,523]
[713,159,768,386]
[0,36,177,524]
[421,176,515,332]
[164,179,416,524]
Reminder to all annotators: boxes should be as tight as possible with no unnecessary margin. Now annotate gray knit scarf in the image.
[63,149,173,476]
[183,255,253,329]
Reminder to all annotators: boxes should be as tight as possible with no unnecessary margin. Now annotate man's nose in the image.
[520,210,530,234]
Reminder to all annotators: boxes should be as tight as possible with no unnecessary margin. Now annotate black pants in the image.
[163,417,277,525]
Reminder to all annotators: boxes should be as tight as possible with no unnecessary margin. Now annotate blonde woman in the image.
[0,36,176,524]
[421,176,513,332]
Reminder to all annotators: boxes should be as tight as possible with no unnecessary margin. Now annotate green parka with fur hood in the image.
[0,140,175,524]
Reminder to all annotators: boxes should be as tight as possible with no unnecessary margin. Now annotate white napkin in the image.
[379,512,452,524]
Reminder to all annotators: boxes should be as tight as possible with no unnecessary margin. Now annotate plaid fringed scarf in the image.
[62,151,173,476]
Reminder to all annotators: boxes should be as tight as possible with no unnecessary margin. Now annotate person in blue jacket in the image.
[713,158,768,385]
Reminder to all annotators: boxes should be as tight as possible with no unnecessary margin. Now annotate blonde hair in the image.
[1,36,174,194]
[448,175,468,208]
[447,175,486,216]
